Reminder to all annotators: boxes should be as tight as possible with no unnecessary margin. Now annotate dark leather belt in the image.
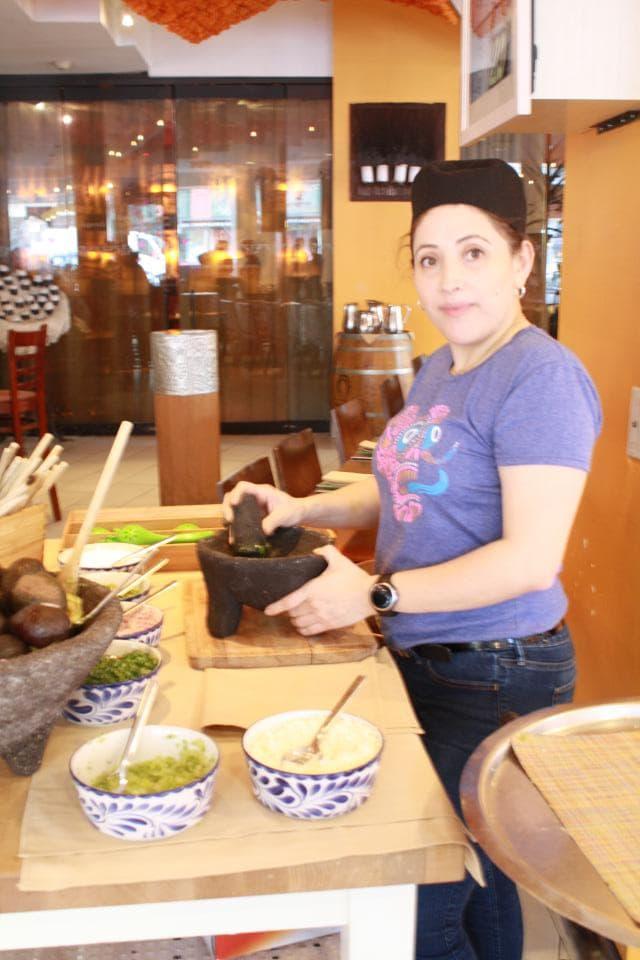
[392,621,566,663]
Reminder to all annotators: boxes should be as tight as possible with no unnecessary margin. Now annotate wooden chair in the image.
[214,455,275,503]
[330,397,372,463]
[412,354,426,375]
[380,374,404,421]
[0,325,61,521]
[272,428,322,497]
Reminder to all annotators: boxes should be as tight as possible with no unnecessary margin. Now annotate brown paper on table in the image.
[512,730,640,925]
[201,647,422,734]
[19,730,480,891]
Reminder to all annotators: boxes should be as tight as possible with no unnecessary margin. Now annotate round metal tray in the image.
[460,699,640,947]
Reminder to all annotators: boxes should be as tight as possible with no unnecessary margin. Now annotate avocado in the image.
[9,603,72,648]
[1,557,45,595]
[0,633,30,659]
[10,571,66,613]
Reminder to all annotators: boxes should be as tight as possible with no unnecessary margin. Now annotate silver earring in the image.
[518,285,526,299]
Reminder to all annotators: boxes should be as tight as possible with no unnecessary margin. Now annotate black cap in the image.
[411,159,527,234]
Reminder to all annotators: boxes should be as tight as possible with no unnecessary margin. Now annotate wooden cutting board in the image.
[183,579,379,669]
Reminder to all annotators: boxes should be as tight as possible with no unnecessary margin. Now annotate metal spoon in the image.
[115,678,159,791]
[111,535,176,567]
[282,674,366,765]
[120,579,178,615]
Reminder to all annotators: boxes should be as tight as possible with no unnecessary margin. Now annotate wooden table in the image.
[0,546,471,960]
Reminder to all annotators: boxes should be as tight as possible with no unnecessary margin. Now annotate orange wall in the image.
[332,0,460,357]
[560,121,640,702]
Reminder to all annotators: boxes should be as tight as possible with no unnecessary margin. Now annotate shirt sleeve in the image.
[494,359,602,470]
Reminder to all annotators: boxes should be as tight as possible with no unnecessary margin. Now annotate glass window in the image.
[0,84,332,430]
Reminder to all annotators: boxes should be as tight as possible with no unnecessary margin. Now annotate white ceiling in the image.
[0,0,333,77]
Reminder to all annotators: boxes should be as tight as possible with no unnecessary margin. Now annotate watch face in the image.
[371,581,397,612]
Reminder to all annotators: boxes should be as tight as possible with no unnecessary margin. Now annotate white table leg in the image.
[340,885,416,960]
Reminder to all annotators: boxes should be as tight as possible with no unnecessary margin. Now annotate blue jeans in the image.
[393,626,576,960]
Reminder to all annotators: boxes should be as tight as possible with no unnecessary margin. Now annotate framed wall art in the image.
[350,102,445,201]
[460,0,532,146]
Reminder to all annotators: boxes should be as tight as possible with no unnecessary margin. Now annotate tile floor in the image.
[40,434,568,960]
[45,433,341,538]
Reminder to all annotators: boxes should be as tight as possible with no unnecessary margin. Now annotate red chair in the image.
[0,325,61,520]
[272,428,322,497]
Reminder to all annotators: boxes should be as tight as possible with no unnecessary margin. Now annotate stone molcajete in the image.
[197,494,330,638]
[0,580,122,776]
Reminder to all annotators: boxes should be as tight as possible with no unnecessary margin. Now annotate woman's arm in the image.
[222,478,380,534]
[266,464,587,634]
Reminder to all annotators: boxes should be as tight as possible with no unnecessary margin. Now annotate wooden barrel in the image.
[332,332,414,430]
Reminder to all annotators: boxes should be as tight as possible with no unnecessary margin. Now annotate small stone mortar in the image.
[197,528,330,638]
[0,580,123,776]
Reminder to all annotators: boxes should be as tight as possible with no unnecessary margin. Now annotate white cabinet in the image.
[460,0,640,145]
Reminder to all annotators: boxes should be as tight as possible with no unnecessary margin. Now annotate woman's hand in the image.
[221,481,305,535]
[265,545,375,635]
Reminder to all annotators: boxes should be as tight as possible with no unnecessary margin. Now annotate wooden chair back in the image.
[272,428,322,497]
[330,397,372,463]
[8,326,48,437]
[380,374,404,421]
[412,354,426,375]
[0,325,61,521]
[215,455,275,503]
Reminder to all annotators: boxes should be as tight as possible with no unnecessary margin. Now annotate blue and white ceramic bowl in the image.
[58,542,145,574]
[63,639,161,726]
[242,710,384,820]
[69,725,219,841]
[115,604,164,647]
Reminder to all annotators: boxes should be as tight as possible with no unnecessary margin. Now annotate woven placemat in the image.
[512,730,640,925]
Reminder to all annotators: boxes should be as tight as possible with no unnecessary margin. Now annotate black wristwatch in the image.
[369,574,399,616]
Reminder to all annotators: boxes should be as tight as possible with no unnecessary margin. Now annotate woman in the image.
[223,159,602,960]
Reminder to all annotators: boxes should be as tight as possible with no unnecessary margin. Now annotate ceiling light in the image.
[121,12,134,27]
[66,184,73,190]
[249,130,257,138]
[137,134,144,141]
[115,151,122,157]
[528,179,534,184]
[131,140,137,146]
[53,186,60,193]
[107,182,114,189]
[34,102,46,111]
[61,114,73,125]
[308,125,316,132]
[192,146,198,153]
[156,119,165,127]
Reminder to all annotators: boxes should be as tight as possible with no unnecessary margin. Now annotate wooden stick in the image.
[59,421,133,593]
[34,444,63,477]
[0,492,29,518]
[120,557,169,595]
[3,434,53,498]
[3,455,42,498]
[29,460,69,502]
[0,442,19,485]
[0,457,24,497]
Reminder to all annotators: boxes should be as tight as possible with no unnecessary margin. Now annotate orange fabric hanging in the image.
[125,0,458,44]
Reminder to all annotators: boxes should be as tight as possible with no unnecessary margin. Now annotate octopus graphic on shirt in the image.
[375,403,460,522]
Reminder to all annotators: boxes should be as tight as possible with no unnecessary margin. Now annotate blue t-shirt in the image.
[372,326,602,647]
